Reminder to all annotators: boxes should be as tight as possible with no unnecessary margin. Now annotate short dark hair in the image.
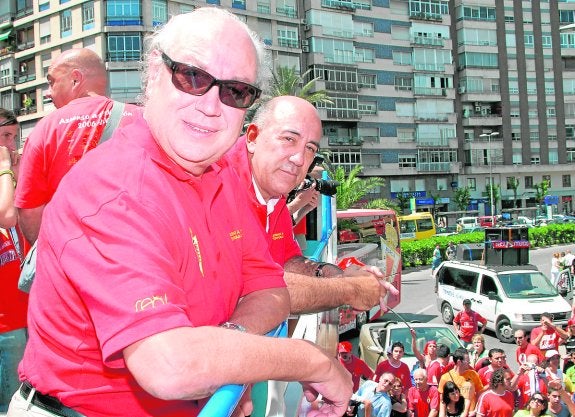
[437,344,451,359]
[490,368,505,388]
[0,108,17,127]
[452,347,468,364]
[541,312,553,320]
[488,348,504,358]
[391,341,405,352]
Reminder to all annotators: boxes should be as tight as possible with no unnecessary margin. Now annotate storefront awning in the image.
[0,30,12,42]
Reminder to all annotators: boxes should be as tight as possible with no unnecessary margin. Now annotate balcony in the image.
[17,74,36,84]
[415,113,449,122]
[413,86,445,96]
[321,0,356,11]
[277,38,298,48]
[416,137,450,147]
[0,46,14,58]
[16,41,34,52]
[462,113,503,127]
[276,6,297,18]
[105,16,143,26]
[409,11,442,22]
[0,76,15,88]
[323,108,359,119]
[328,136,363,146]
[411,36,444,47]
[413,63,445,72]
[417,162,456,173]
[15,7,33,19]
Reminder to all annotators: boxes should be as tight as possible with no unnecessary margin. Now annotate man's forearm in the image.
[230,287,290,334]
[284,272,351,314]
[18,205,44,244]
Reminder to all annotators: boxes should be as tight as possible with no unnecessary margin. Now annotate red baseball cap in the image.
[338,341,352,353]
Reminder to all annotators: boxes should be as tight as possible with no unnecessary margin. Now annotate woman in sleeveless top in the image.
[439,381,465,417]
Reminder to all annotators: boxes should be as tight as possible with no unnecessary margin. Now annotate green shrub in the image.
[400,224,575,267]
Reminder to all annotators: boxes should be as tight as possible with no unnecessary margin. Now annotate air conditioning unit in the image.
[458,86,466,94]
[301,39,309,46]
[475,106,481,112]
[302,45,310,52]
[304,24,311,31]
[302,19,307,25]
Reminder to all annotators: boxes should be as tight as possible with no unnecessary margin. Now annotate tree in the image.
[329,165,385,210]
[485,183,500,214]
[244,66,333,127]
[395,190,411,214]
[507,177,520,208]
[534,180,550,216]
[365,198,401,213]
[453,186,471,211]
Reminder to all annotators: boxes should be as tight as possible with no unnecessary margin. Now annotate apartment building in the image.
[2,0,575,214]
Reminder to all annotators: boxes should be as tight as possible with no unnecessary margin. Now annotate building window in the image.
[543,175,551,186]
[531,156,540,165]
[525,176,533,189]
[106,0,142,26]
[467,178,476,191]
[39,1,50,11]
[39,18,51,44]
[358,73,376,89]
[107,33,142,61]
[393,51,412,66]
[82,2,95,30]
[394,76,412,91]
[358,101,377,115]
[563,175,572,188]
[398,154,417,168]
[354,47,375,63]
[60,9,72,37]
[152,0,167,26]
[277,25,298,48]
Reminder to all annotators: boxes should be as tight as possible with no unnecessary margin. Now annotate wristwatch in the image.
[315,262,329,277]
[219,321,247,332]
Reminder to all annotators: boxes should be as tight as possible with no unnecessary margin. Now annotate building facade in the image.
[2,0,575,215]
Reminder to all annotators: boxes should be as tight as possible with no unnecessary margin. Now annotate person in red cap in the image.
[338,341,374,392]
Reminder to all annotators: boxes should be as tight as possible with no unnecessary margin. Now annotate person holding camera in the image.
[225,95,398,315]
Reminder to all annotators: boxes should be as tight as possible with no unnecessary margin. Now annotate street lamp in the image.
[479,132,499,220]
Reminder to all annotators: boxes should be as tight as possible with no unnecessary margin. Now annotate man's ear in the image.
[70,68,84,87]
[245,124,259,154]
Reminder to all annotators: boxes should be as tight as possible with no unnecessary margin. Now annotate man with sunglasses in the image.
[9,9,352,417]
[15,48,139,244]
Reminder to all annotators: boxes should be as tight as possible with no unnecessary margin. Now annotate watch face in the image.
[221,322,246,332]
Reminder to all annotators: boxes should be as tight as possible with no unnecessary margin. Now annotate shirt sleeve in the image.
[15,120,52,208]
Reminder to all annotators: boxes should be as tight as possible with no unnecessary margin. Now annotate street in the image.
[345,243,575,368]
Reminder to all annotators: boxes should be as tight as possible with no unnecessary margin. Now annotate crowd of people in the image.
[344,308,575,417]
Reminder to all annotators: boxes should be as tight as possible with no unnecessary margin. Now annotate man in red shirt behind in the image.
[375,341,413,394]
[408,369,439,417]
[514,329,543,366]
[338,341,374,392]
[453,299,487,344]
[530,312,569,353]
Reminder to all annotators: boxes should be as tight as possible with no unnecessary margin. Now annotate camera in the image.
[299,176,339,197]
[287,154,339,202]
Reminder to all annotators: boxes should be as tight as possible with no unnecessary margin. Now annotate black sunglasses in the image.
[161,52,261,109]
[532,397,545,404]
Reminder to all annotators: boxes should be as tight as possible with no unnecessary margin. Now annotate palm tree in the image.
[268,66,333,105]
[453,186,471,211]
[329,165,385,210]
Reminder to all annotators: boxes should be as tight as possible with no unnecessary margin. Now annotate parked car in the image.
[358,321,464,370]
[435,261,572,343]
[458,227,485,235]
[456,216,479,229]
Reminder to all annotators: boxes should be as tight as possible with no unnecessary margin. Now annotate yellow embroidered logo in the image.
[229,230,242,241]
[272,232,284,240]
[190,228,204,277]
[135,294,168,312]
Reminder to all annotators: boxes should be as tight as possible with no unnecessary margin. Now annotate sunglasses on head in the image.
[161,52,261,109]
[532,397,545,404]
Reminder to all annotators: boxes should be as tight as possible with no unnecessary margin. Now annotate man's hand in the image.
[341,264,399,312]
[0,146,15,171]
[302,357,353,417]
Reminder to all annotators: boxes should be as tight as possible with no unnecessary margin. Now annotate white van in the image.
[435,261,572,343]
[456,216,479,229]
